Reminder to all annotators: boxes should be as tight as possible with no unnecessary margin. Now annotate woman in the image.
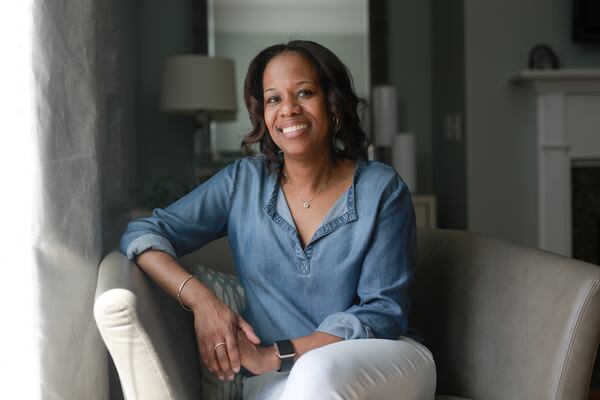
[121,40,435,399]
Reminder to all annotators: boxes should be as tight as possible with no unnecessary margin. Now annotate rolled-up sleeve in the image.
[125,234,177,261]
[317,177,416,340]
[316,312,374,339]
[120,160,240,261]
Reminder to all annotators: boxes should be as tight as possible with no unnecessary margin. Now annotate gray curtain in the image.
[32,0,130,398]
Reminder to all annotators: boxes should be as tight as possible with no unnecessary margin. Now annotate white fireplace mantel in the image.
[514,69,600,257]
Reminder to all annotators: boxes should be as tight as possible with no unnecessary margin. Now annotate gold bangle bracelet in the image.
[177,274,194,311]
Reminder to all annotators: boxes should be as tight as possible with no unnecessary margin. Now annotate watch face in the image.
[274,340,295,357]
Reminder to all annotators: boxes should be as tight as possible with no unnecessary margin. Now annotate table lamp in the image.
[160,55,237,161]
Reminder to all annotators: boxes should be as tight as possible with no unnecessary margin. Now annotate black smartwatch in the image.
[273,339,295,372]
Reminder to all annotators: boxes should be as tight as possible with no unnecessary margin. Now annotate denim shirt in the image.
[120,156,416,345]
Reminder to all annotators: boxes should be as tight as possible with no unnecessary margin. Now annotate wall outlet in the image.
[444,113,463,142]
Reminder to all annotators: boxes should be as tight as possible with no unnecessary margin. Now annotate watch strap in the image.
[274,339,295,372]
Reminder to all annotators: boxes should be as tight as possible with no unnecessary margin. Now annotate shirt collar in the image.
[263,158,365,247]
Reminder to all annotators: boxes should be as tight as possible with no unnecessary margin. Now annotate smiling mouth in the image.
[279,123,309,135]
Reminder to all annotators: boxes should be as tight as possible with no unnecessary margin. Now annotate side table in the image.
[412,194,437,228]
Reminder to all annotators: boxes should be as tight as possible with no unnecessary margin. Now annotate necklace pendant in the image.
[303,202,310,209]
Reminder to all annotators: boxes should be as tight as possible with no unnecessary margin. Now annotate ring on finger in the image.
[214,342,226,351]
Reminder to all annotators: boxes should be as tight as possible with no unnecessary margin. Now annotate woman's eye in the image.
[266,96,280,104]
[298,89,313,97]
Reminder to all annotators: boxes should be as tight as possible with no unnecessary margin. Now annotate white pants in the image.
[243,337,436,400]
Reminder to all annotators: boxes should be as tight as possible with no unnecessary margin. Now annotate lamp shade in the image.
[160,55,238,120]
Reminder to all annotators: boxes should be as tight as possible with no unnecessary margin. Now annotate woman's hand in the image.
[236,329,280,375]
[236,331,343,375]
[134,250,261,380]
[188,285,261,381]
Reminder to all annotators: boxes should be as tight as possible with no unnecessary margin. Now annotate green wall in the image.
[388,0,433,194]
[136,0,196,203]
[464,0,600,246]
[431,0,467,229]
[131,1,600,247]
[386,0,600,239]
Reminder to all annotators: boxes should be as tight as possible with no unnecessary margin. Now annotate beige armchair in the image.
[94,228,600,399]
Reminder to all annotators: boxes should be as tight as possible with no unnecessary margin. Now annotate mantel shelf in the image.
[512,69,600,93]
[513,69,600,83]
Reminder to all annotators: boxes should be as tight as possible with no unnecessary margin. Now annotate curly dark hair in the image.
[241,40,369,171]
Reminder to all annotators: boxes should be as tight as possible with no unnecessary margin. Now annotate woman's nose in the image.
[280,97,301,117]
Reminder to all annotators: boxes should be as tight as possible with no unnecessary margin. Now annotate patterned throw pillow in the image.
[189,265,246,400]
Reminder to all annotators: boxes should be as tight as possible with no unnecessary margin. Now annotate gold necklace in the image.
[284,169,334,209]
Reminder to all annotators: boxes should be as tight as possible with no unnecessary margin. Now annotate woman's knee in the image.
[290,349,339,385]
[281,339,436,400]
[281,348,344,398]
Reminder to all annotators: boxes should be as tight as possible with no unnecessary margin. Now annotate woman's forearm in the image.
[137,250,343,376]
[291,331,343,360]
[136,249,262,381]
[135,249,214,309]
[244,331,343,374]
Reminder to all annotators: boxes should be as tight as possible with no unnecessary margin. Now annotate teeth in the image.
[282,124,308,134]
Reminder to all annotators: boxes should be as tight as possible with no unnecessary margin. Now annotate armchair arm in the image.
[413,228,600,400]
[94,251,202,400]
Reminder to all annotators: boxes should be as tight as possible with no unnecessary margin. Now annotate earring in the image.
[332,115,339,127]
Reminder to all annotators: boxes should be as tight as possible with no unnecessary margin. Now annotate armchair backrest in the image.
[411,228,600,400]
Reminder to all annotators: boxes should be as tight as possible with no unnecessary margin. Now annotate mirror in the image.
[208,0,370,157]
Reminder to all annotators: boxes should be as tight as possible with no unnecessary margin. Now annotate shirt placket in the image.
[264,167,361,275]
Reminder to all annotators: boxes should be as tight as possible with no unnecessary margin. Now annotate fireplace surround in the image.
[572,159,600,265]
[516,69,600,258]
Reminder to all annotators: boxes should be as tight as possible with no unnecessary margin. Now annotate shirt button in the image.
[300,260,310,274]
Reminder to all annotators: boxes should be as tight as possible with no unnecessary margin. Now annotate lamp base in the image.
[194,112,213,161]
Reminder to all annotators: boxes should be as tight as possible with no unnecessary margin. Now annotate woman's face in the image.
[262,52,332,161]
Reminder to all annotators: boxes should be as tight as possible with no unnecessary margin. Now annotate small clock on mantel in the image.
[528,44,560,70]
